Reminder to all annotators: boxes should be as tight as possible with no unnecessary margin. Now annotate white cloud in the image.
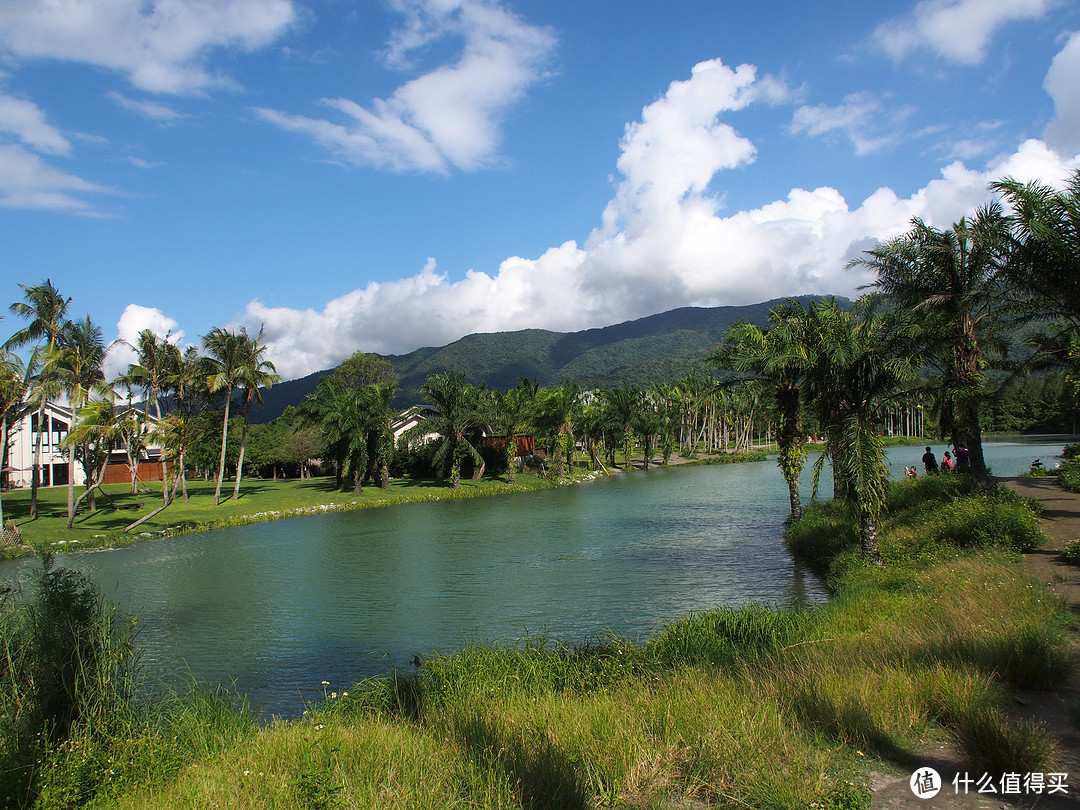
[0,92,70,154]
[0,0,297,95]
[0,143,107,211]
[1043,31,1080,156]
[790,92,909,155]
[257,0,556,173]
[873,0,1053,65]
[108,92,186,123]
[245,60,1076,380]
[105,304,186,383]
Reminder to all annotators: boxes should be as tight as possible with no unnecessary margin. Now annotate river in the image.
[0,437,1069,716]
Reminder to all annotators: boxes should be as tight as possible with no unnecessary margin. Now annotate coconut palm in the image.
[418,371,485,489]
[231,327,279,500]
[850,207,1009,486]
[60,396,119,529]
[4,279,71,518]
[121,329,182,502]
[202,327,248,505]
[711,300,814,521]
[50,317,107,520]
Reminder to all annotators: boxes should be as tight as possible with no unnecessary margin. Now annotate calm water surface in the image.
[0,437,1068,716]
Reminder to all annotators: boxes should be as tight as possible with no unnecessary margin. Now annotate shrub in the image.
[1058,457,1080,493]
[0,556,137,805]
[1062,539,1080,565]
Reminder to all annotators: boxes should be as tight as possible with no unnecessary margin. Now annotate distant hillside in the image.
[253,295,842,422]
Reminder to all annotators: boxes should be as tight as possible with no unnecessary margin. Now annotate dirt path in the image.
[870,476,1080,809]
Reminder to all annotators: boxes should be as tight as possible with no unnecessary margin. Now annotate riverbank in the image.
[1,471,1070,808]
[0,450,768,556]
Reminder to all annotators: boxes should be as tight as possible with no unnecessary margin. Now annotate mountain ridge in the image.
[254,295,844,422]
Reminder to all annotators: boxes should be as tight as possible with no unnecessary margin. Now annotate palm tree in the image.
[600,382,641,470]
[710,300,814,521]
[538,382,581,478]
[0,349,28,539]
[805,298,920,559]
[485,386,533,484]
[418,371,485,489]
[4,279,71,518]
[850,208,1009,486]
[992,170,1080,327]
[202,327,248,505]
[50,316,107,520]
[60,396,121,528]
[231,327,279,500]
[121,329,182,502]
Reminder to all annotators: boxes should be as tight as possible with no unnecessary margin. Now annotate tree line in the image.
[1,171,1078,547]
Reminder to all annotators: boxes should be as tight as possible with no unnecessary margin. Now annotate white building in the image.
[3,401,74,488]
[2,402,165,489]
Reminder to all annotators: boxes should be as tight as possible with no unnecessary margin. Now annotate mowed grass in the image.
[6,473,1072,809]
[2,472,560,552]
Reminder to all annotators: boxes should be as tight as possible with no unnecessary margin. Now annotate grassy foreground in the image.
[0,474,1073,809]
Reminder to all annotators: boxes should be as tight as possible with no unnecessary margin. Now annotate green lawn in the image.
[1,471,566,554]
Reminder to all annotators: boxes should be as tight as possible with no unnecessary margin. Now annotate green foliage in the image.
[1058,457,1080,493]
[1061,538,1080,564]
[0,556,137,805]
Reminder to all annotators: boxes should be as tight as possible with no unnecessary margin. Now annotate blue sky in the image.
[1,0,1078,381]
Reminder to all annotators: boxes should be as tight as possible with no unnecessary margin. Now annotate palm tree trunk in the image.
[214,395,231,506]
[506,435,517,484]
[232,407,251,500]
[29,406,43,518]
[860,512,881,561]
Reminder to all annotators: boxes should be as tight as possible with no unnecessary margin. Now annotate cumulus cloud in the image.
[0,0,296,95]
[791,92,911,155]
[1043,31,1080,156]
[105,304,186,383]
[257,0,556,173]
[242,59,1078,381]
[873,0,1053,65]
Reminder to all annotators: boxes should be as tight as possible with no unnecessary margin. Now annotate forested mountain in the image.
[254,295,841,421]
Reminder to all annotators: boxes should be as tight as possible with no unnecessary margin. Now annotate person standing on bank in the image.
[922,446,938,474]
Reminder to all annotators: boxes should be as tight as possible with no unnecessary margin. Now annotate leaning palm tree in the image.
[849,207,1009,486]
[4,279,71,518]
[418,371,485,489]
[710,300,815,522]
[50,316,107,521]
[231,327,279,500]
[202,327,248,505]
[60,396,119,529]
